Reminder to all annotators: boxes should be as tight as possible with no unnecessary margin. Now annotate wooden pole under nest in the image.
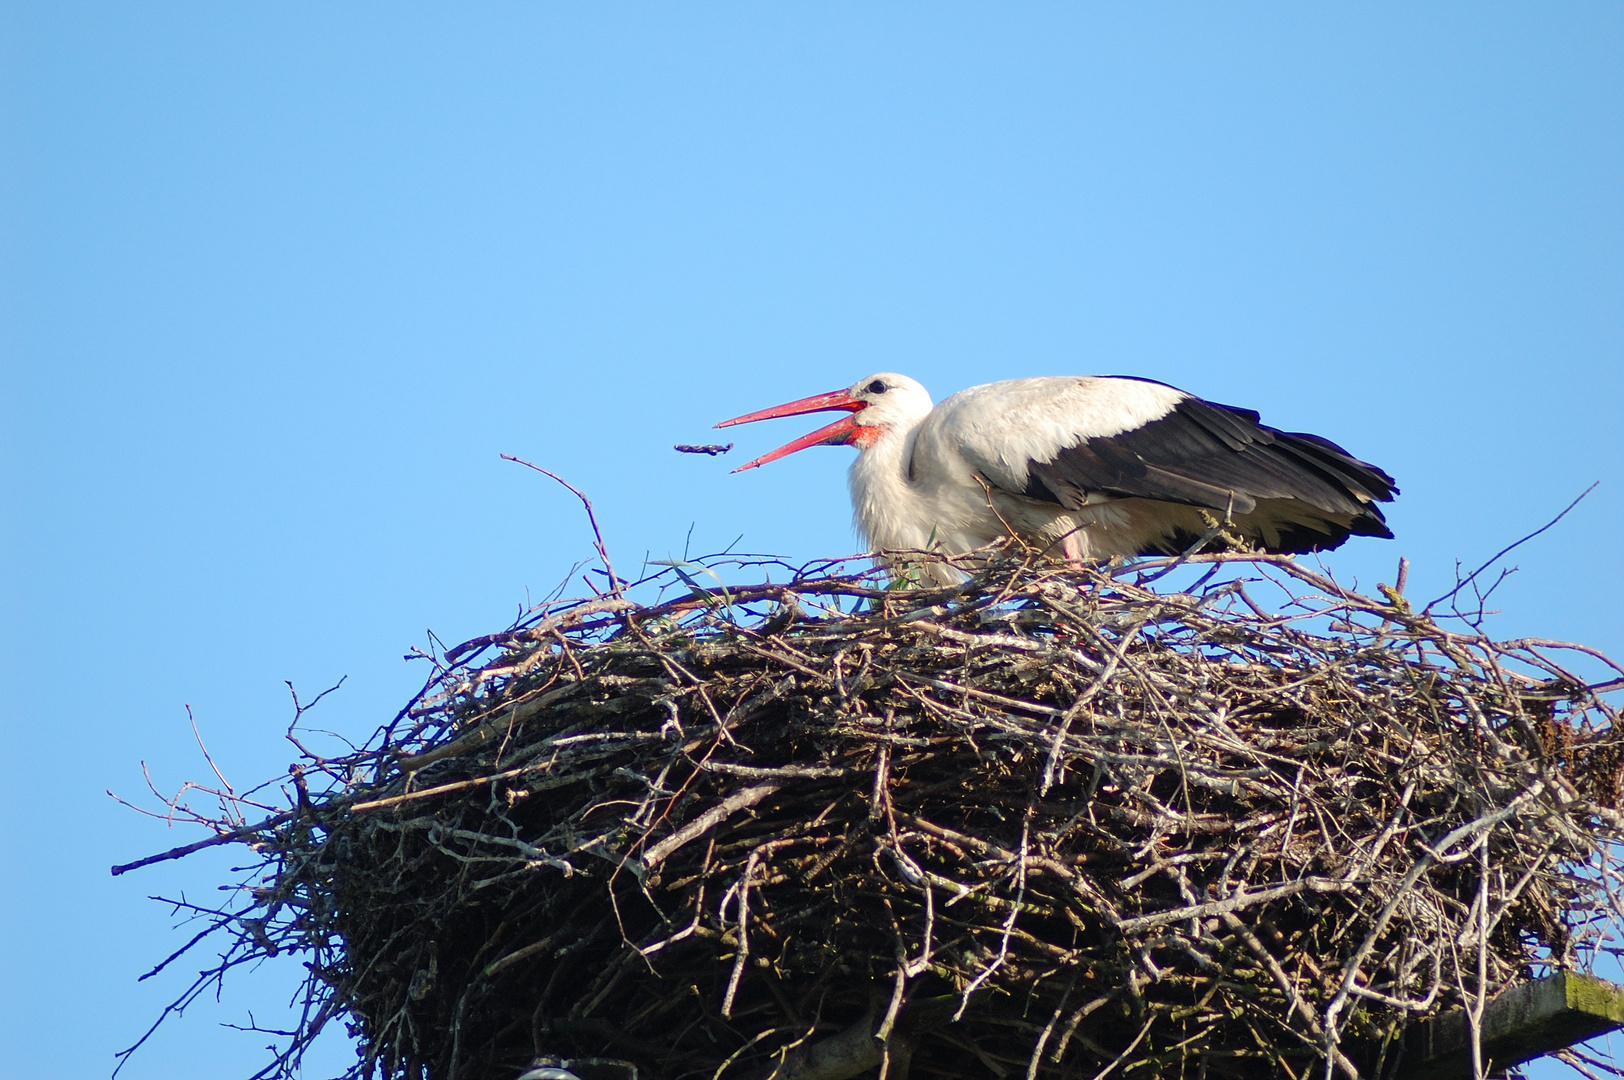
[1393,972,1624,1080]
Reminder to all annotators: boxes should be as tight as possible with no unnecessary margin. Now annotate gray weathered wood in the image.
[1393,972,1624,1079]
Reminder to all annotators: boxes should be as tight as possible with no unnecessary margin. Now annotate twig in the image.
[501,454,623,594]
[1425,482,1598,613]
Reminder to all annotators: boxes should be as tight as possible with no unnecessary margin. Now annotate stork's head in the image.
[716,373,933,472]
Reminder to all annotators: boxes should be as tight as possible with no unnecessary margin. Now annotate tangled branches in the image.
[116,551,1624,1080]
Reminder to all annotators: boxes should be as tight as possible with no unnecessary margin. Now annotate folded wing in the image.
[926,377,1397,555]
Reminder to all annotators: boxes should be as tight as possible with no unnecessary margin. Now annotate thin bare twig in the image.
[501,454,622,594]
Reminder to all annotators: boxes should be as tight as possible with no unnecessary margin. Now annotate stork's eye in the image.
[867,380,887,394]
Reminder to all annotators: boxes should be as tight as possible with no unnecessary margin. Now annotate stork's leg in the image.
[1061,530,1085,569]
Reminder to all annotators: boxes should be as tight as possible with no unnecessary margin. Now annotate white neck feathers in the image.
[847,421,931,552]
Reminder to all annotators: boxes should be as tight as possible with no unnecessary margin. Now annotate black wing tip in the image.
[1348,515,1396,540]
[1275,428,1399,504]
[1281,513,1395,553]
[1358,467,1400,503]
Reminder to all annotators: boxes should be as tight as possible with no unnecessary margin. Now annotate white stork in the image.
[716,373,1396,577]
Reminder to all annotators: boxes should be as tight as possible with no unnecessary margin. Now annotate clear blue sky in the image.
[2,5,1620,1078]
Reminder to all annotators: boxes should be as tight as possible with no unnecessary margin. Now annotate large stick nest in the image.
[121,553,1624,1080]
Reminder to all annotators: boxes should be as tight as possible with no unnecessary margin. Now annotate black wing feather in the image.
[1022,396,1398,550]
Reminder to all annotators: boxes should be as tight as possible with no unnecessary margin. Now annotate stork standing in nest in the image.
[717,373,1397,577]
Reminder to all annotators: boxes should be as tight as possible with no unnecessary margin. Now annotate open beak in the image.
[714,388,866,472]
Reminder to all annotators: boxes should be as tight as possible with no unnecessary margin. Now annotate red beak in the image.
[714,388,866,472]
